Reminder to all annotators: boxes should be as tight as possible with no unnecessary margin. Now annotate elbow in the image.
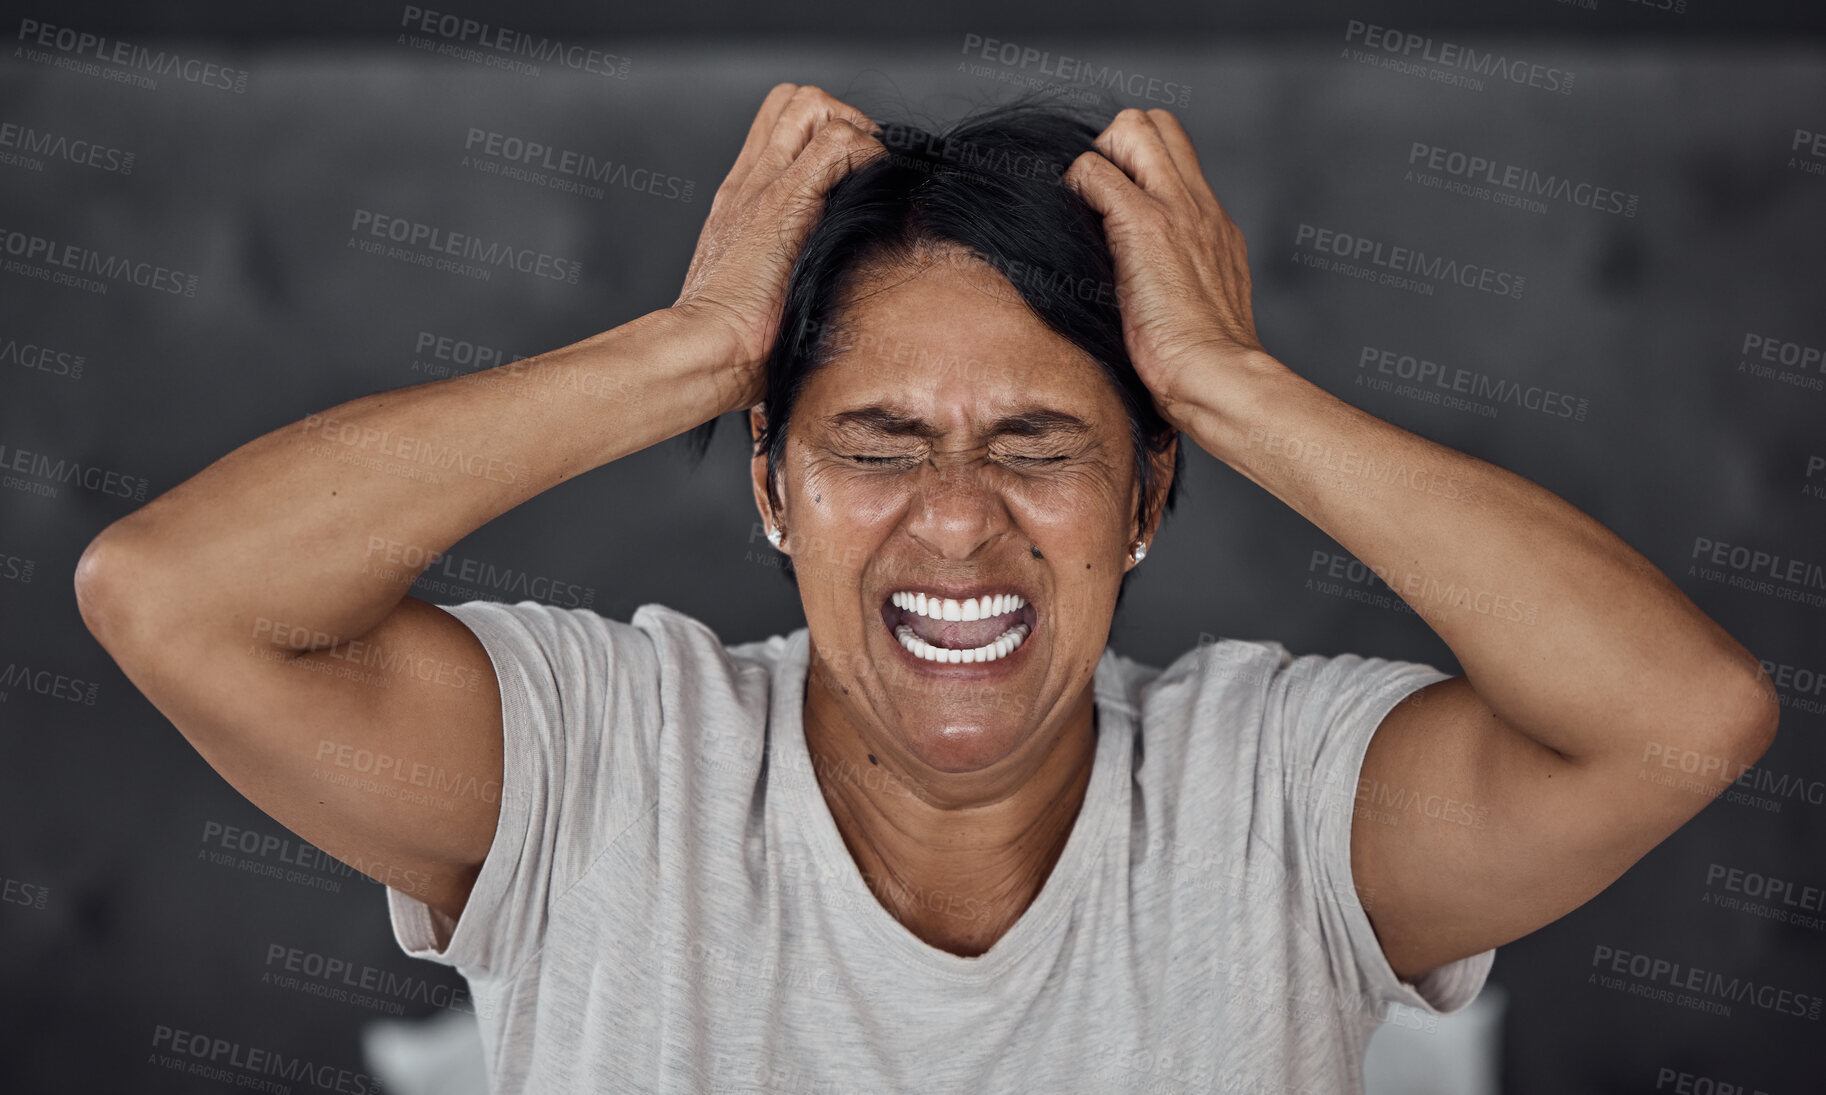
[1688,655,1782,775]
[1733,663,1782,764]
[1637,656,1782,778]
[1680,644,1782,770]
[73,530,114,638]
[73,524,148,653]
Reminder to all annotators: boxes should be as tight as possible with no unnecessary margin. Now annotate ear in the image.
[748,404,781,545]
[1129,431,1178,563]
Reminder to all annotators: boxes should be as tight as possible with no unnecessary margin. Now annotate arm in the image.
[73,308,735,924]
[1066,108,1779,981]
[1185,350,1776,979]
[73,84,885,926]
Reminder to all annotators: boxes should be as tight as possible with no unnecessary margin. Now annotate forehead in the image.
[798,250,1122,429]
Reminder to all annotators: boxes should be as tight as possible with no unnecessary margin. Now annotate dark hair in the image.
[685,90,1184,602]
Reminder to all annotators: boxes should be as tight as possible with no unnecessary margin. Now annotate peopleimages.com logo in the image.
[14,18,249,93]
[347,209,582,284]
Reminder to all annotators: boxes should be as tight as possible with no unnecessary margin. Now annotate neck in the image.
[800,648,1099,956]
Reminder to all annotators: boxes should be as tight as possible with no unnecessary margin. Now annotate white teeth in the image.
[893,622,1031,664]
[886,591,1029,622]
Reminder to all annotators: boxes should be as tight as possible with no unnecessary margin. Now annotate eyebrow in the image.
[821,405,1094,440]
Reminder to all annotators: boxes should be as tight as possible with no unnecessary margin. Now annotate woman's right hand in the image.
[671,83,885,412]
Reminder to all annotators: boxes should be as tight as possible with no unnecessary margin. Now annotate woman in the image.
[74,84,1779,1093]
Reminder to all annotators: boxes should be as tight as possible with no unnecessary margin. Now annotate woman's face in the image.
[752,245,1174,777]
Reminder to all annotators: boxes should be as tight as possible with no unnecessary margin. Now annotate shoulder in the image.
[1145,633,1437,700]
[632,603,801,681]
[437,596,651,652]
[437,599,795,677]
[427,598,807,711]
[1108,636,1446,782]
[1101,636,1293,719]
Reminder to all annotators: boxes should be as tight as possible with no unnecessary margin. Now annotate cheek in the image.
[1004,467,1129,538]
[800,464,911,530]
[790,467,907,586]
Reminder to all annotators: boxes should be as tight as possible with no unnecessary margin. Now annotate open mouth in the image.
[878,589,1038,665]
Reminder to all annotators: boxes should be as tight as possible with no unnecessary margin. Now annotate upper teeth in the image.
[889,591,1026,621]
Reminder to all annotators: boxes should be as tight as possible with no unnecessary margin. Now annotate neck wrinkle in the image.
[800,653,1099,943]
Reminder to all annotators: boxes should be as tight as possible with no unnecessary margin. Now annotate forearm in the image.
[77,306,738,655]
[1181,351,1774,759]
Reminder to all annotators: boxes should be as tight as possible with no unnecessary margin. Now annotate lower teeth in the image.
[893,622,1029,664]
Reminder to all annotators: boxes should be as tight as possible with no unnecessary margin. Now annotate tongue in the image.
[906,610,1014,650]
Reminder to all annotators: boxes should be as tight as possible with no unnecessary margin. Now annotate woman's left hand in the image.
[1064,108,1274,429]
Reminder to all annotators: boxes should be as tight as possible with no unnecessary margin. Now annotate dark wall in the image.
[2,6,1822,1093]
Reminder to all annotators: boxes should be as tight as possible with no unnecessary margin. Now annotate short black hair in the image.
[684,89,1184,602]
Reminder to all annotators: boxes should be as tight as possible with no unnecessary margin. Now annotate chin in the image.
[867,594,1050,774]
[891,716,1039,775]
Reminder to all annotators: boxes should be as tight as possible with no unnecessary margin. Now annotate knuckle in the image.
[805,119,846,146]
[843,122,883,147]
[758,83,798,114]
[814,118,867,146]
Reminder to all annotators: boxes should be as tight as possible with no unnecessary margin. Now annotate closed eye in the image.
[841,452,1068,466]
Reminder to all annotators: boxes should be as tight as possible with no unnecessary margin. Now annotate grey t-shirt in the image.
[387,600,1494,1094]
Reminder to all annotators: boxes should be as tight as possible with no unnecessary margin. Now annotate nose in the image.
[905,457,1007,561]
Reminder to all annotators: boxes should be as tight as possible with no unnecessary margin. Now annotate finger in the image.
[780,119,885,196]
[1062,148,1142,221]
[765,119,886,235]
[1091,108,1187,197]
[720,83,803,197]
[1143,109,1218,205]
[752,86,879,186]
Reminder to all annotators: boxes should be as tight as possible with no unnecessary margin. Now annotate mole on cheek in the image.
[1030,545,1044,559]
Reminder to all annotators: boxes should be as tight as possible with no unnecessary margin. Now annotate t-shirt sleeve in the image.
[384,599,662,982]
[1267,647,1496,1018]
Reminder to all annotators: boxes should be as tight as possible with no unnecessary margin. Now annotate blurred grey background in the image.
[2,2,1823,1092]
